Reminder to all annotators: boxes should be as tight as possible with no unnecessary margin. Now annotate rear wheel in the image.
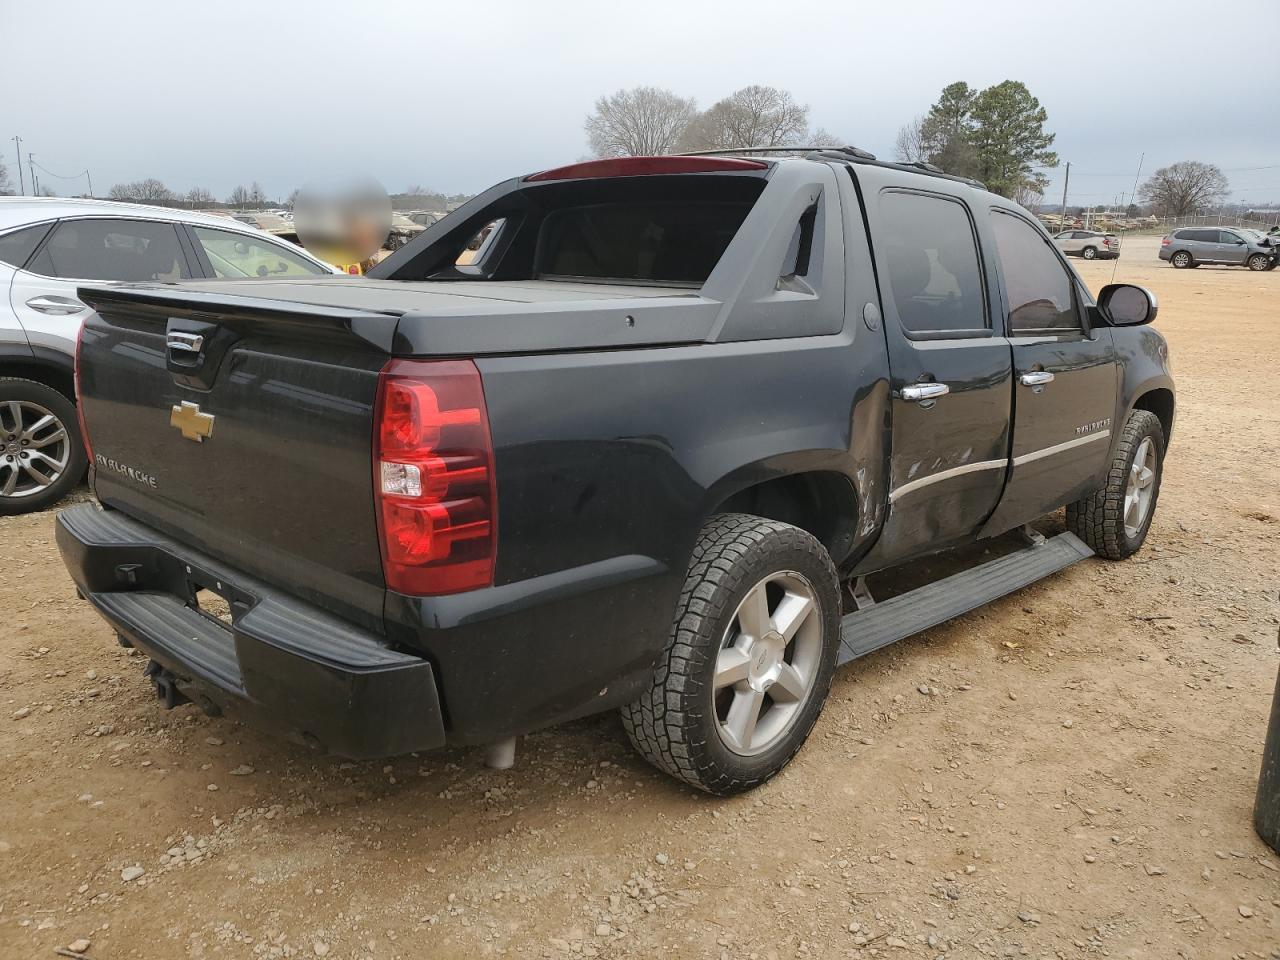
[620,513,841,795]
[1067,410,1165,560]
[1170,250,1193,268]
[1248,253,1270,271]
[1082,246,1098,260]
[0,378,87,515]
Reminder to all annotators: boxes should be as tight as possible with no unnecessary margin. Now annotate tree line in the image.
[584,85,841,158]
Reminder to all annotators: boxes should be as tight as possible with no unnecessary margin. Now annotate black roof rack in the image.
[676,145,987,191]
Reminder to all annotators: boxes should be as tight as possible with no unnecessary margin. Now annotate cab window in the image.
[989,210,1081,334]
[191,227,327,278]
[27,219,191,281]
[878,190,987,335]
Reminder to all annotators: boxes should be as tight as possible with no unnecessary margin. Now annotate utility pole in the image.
[28,153,38,196]
[11,136,23,194]
[85,170,94,198]
[1058,161,1070,230]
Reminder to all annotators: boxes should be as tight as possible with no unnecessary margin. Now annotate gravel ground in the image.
[1,236,1278,960]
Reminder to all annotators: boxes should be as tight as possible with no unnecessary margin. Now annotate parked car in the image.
[1159,227,1277,270]
[58,151,1174,795]
[385,213,427,251]
[0,197,339,514]
[1053,229,1119,260]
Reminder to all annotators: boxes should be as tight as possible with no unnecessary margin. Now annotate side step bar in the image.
[837,531,1094,666]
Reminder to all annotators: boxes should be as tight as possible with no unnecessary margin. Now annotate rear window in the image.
[28,218,192,282]
[538,201,754,285]
[0,223,53,268]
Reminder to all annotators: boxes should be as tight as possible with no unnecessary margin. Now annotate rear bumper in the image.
[55,503,446,759]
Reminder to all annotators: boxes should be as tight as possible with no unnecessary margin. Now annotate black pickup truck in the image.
[57,150,1174,795]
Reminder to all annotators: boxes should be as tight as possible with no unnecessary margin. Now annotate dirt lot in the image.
[2,235,1278,960]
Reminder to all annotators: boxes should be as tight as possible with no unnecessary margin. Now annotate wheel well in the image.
[1133,388,1174,442]
[713,471,857,563]
[0,359,75,403]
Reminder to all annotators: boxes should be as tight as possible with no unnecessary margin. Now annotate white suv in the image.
[0,197,339,515]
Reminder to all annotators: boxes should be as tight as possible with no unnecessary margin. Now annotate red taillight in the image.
[1161,237,1171,246]
[74,323,93,463]
[524,156,768,182]
[373,359,496,595]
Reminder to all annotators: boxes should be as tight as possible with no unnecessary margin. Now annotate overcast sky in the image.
[3,0,1277,207]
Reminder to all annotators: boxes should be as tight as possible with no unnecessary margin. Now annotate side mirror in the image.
[1097,283,1157,327]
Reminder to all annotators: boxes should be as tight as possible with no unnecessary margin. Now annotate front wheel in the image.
[620,514,841,795]
[1067,410,1165,560]
[0,378,87,515]
[1082,246,1098,260]
[1248,253,1271,271]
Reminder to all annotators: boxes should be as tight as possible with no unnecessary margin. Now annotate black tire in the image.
[1082,246,1098,260]
[620,513,841,796]
[1170,250,1193,269]
[1247,253,1270,272]
[0,378,87,516]
[1067,410,1165,560]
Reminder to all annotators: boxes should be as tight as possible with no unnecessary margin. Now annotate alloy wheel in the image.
[1122,437,1157,538]
[0,400,71,499]
[712,570,822,756]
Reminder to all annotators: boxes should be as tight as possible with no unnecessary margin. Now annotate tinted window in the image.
[0,223,53,268]
[989,210,1079,334]
[192,226,326,278]
[1182,229,1216,243]
[28,219,191,281]
[879,191,986,334]
[538,202,754,284]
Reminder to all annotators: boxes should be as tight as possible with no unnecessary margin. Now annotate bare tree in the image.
[249,182,266,207]
[1013,182,1044,212]
[585,86,698,157]
[186,186,214,206]
[108,178,175,204]
[403,184,434,196]
[228,184,251,207]
[894,115,928,164]
[0,160,12,196]
[808,128,845,148]
[1139,161,1229,217]
[679,86,810,152]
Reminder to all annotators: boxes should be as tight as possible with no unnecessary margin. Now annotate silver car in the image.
[0,197,339,514]
[1052,229,1119,260]
[1158,227,1277,271]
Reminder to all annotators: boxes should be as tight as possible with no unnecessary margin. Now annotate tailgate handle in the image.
[166,332,205,354]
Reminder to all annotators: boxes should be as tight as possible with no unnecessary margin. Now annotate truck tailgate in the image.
[75,284,399,631]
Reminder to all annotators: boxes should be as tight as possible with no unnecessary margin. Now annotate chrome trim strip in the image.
[1011,430,1110,467]
[888,459,1008,503]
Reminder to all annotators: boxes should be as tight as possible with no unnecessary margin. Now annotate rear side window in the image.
[878,191,987,334]
[989,210,1079,334]
[538,202,754,285]
[191,226,326,278]
[0,223,53,268]
[27,219,192,282]
[1181,229,1216,243]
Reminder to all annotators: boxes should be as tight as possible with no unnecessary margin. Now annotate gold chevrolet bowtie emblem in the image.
[170,401,215,442]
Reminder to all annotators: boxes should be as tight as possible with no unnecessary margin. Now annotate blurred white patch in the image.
[294,178,392,266]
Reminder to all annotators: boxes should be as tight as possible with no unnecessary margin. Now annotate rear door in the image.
[978,207,1117,537]
[10,217,195,354]
[854,174,1012,567]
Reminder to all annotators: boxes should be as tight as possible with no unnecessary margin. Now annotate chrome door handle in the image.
[900,382,950,402]
[1019,371,1055,387]
[26,295,86,316]
[166,332,205,353]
